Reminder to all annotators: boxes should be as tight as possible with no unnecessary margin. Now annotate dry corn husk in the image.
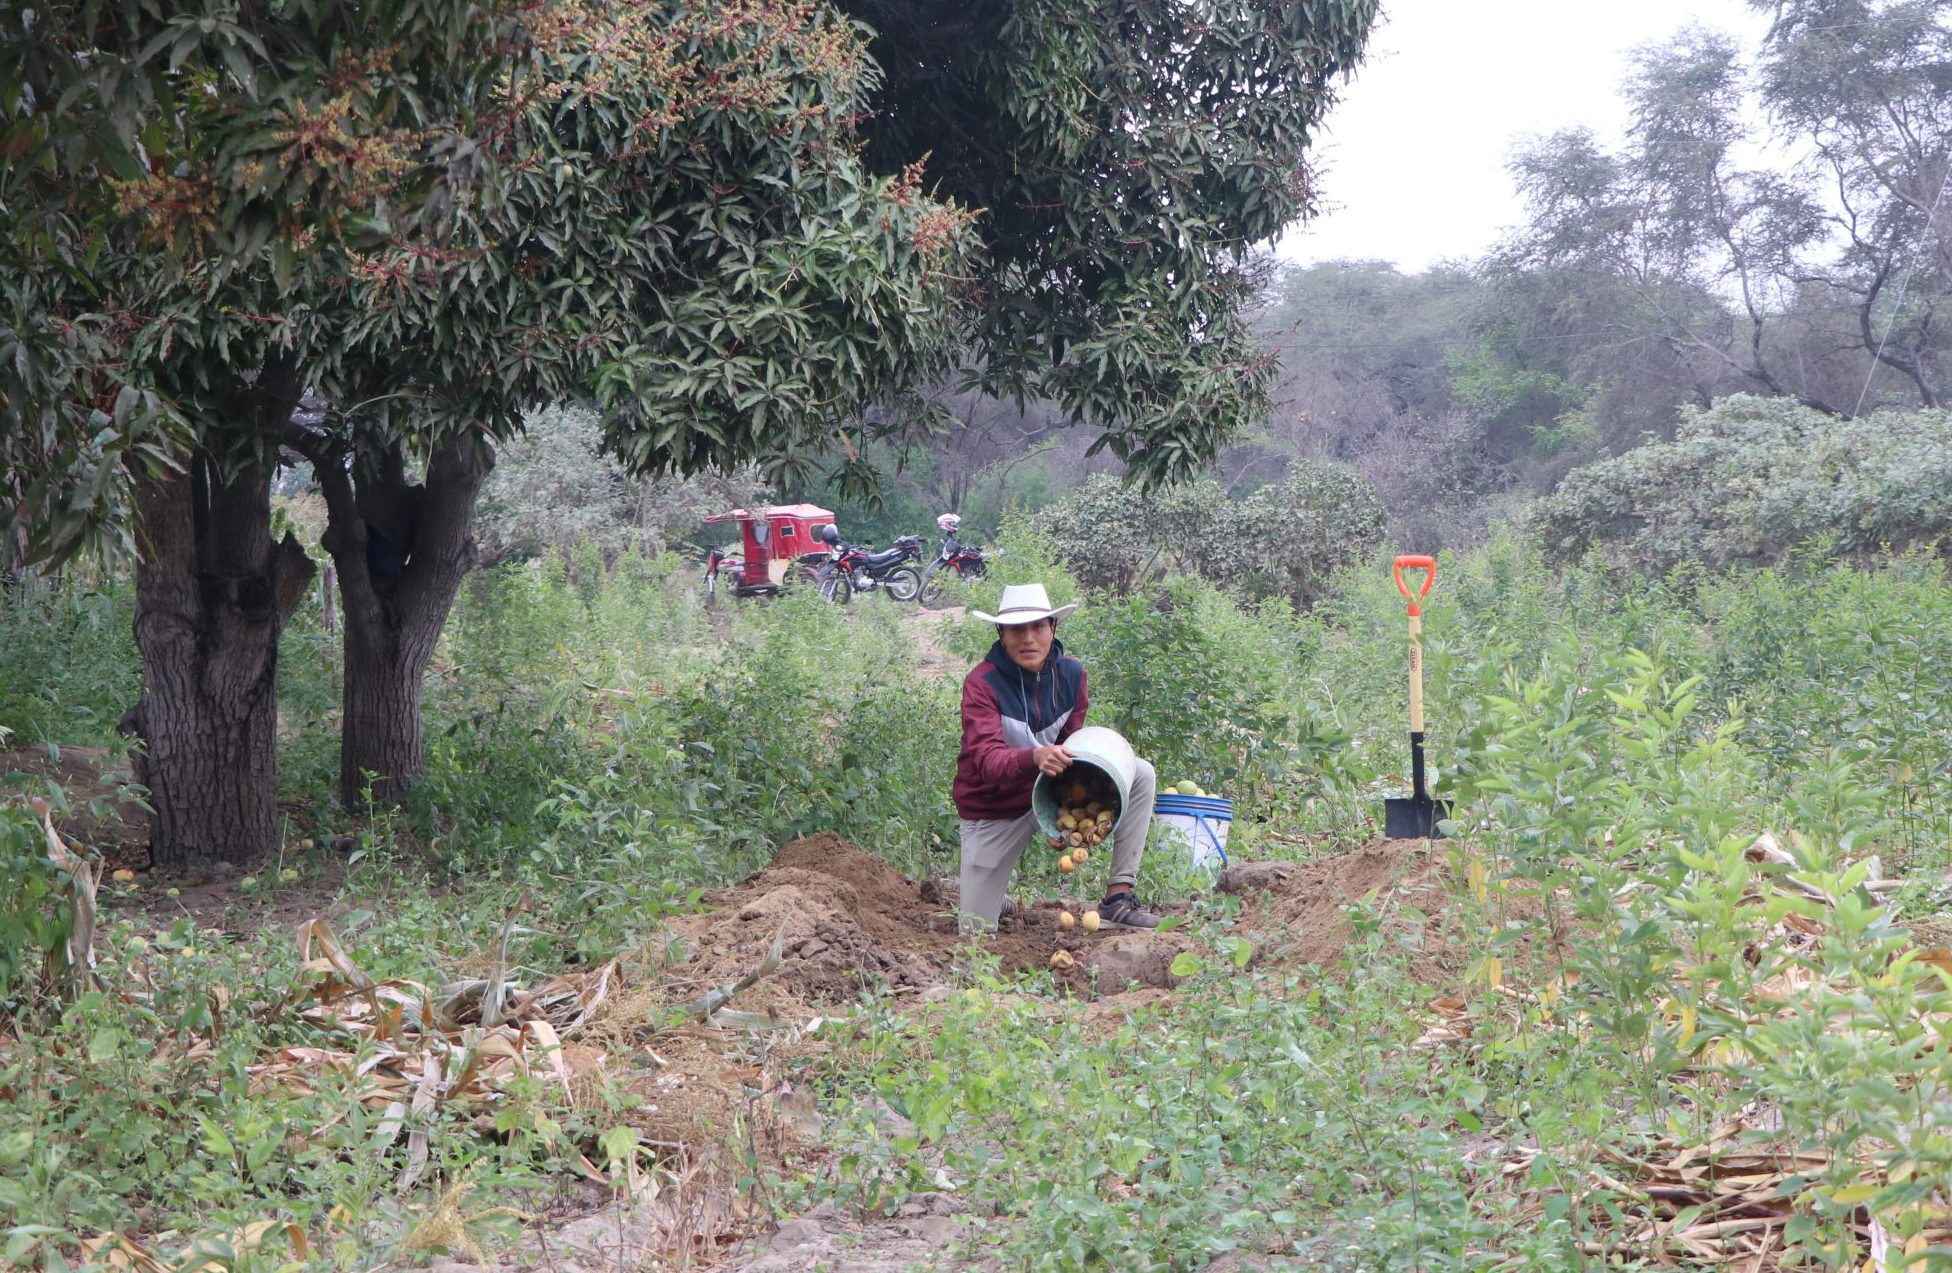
[237,918,624,1187]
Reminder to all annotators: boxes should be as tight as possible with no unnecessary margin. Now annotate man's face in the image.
[999,618,1055,671]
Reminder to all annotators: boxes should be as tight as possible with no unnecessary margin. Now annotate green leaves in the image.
[1036,464,1385,606]
[845,0,1380,481]
[9,0,1387,565]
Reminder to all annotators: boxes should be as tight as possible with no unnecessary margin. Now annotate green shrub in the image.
[0,575,138,745]
[1034,463,1385,606]
[1533,395,1952,569]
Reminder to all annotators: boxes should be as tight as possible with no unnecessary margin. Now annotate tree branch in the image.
[282,420,385,644]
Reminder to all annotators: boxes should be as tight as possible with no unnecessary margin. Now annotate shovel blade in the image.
[1383,797,1453,840]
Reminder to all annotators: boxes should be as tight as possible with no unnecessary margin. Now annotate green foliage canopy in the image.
[0,0,518,561]
[2,0,977,563]
[5,0,1383,561]
[840,0,1380,480]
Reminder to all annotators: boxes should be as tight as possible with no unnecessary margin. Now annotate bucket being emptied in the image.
[1031,725,1137,839]
[1154,792,1232,875]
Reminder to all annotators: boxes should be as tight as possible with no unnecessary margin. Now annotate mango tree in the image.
[5,0,972,861]
[3,0,527,864]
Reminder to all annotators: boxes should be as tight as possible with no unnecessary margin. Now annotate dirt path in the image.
[904,605,965,684]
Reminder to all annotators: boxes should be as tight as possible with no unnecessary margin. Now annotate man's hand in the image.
[1032,743,1076,777]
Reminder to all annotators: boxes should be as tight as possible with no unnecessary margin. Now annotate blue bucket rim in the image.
[1155,793,1232,816]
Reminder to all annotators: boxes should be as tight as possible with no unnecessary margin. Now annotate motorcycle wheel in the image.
[917,565,947,608]
[818,566,852,606]
[882,564,923,602]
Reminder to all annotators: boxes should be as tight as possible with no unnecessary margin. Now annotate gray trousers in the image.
[957,758,1156,933]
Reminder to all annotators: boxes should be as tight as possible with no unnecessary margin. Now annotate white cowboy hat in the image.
[971,583,1077,625]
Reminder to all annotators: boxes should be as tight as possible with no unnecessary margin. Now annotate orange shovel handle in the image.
[1393,555,1437,617]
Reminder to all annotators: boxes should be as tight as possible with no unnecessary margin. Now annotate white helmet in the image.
[936,513,962,533]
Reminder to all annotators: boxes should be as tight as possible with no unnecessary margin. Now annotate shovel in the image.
[1383,554,1453,840]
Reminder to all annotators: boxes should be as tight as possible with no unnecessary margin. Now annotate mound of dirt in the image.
[658,833,1052,1012]
[660,835,1480,1009]
[1226,838,1464,983]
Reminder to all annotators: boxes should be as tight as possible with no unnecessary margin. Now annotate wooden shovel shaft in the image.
[1407,612,1424,734]
[1394,554,1438,805]
[1408,612,1430,802]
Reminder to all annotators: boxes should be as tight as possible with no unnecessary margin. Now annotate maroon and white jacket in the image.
[952,639,1088,820]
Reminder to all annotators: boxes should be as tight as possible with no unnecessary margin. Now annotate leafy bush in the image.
[0,575,138,745]
[1035,464,1385,605]
[1032,473,1228,593]
[1228,462,1389,606]
[1058,579,1336,818]
[1533,394,1952,569]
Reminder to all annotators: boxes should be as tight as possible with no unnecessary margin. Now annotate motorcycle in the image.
[918,534,990,608]
[814,529,926,604]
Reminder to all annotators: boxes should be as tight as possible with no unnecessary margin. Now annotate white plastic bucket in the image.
[1031,726,1137,838]
[1154,793,1232,874]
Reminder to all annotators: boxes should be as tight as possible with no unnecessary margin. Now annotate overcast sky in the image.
[1275,0,1776,271]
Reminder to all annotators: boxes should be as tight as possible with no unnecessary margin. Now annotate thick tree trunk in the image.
[319,560,338,635]
[339,612,429,809]
[301,434,494,809]
[126,454,315,869]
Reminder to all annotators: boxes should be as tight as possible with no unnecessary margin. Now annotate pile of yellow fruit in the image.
[1048,770,1118,874]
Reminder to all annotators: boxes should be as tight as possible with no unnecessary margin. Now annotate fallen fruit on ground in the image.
[1058,855,1076,873]
[1082,910,1101,932]
[1058,911,1076,931]
[1050,949,1074,971]
[1073,847,1090,864]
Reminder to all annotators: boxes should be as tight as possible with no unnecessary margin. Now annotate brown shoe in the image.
[1098,892,1160,930]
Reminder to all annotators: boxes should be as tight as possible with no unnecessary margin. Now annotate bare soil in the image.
[1226,839,1455,981]
[3,741,359,931]
[906,605,966,684]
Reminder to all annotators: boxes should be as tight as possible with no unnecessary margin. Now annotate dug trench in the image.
[453,831,1484,1273]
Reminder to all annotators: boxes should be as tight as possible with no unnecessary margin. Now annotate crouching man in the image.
[952,584,1160,933]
